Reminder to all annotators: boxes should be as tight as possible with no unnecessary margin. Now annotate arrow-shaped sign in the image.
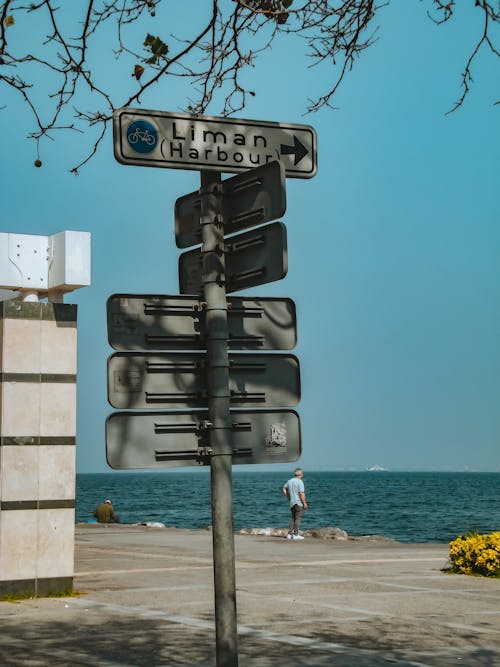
[280,136,308,166]
[114,108,317,179]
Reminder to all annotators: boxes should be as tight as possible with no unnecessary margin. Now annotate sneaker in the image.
[286,534,293,540]
[292,534,304,540]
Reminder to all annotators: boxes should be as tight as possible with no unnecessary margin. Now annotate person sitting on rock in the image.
[93,499,120,524]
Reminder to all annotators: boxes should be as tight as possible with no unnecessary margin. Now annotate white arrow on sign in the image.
[113,108,317,179]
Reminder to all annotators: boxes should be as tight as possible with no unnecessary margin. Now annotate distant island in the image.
[366,465,388,471]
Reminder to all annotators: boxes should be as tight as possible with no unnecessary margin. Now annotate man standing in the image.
[283,468,308,540]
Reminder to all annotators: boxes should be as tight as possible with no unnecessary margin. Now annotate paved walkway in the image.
[0,524,499,666]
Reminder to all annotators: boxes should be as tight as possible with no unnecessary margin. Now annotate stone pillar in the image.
[0,299,77,597]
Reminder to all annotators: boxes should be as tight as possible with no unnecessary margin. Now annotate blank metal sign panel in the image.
[107,294,297,351]
[179,221,287,295]
[107,352,300,409]
[106,409,301,469]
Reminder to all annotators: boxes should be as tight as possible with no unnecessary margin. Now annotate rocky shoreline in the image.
[237,526,398,541]
[79,522,399,542]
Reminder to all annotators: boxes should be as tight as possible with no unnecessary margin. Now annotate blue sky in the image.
[1,2,499,472]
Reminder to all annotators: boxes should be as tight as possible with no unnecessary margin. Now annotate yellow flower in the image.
[449,532,500,577]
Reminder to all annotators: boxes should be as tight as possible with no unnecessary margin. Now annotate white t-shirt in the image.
[284,477,305,507]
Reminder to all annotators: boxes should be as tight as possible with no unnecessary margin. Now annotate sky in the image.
[1,2,499,473]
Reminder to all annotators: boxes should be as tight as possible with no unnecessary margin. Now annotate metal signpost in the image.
[109,108,317,667]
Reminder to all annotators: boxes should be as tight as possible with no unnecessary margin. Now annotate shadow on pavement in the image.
[0,615,214,667]
[0,609,498,667]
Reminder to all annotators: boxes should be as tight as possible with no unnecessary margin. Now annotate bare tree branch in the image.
[1,0,498,171]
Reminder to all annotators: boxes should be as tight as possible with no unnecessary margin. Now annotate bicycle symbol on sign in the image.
[126,120,158,154]
[128,128,156,146]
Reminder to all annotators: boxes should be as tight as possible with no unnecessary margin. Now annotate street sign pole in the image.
[110,107,313,667]
[200,170,239,667]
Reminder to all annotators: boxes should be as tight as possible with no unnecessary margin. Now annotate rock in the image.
[305,527,349,540]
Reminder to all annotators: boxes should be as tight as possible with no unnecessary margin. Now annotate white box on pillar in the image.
[48,231,91,292]
[0,230,91,301]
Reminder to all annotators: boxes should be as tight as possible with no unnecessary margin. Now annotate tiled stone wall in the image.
[0,300,77,597]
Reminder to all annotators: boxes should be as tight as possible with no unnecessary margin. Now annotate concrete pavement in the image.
[0,524,499,666]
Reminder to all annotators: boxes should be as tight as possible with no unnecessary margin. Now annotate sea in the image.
[75,471,500,544]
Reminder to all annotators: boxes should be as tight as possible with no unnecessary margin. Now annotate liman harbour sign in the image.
[113,108,317,178]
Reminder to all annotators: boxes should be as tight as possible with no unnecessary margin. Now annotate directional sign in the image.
[106,409,301,469]
[175,160,286,248]
[107,352,300,409]
[107,294,297,351]
[179,221,287,295]
[113,108,317,179]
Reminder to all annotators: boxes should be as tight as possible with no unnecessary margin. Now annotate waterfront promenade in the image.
[0,524,499,666]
